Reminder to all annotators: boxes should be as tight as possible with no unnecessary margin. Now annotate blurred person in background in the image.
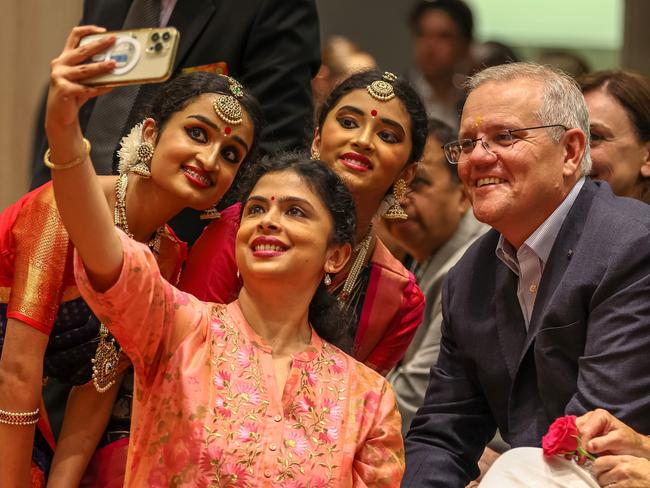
[469,40,519,76]
[311,36,377,106]
[406,0,474,129]
[579,70,650,205]
[537,49,590,79]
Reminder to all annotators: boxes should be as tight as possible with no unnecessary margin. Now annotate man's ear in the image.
[141,118,158,144]
[562,128,586,177]
[324,242,352,275]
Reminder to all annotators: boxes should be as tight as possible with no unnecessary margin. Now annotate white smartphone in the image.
[79,27,180,86]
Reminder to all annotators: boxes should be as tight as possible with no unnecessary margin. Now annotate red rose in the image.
[542,415,579,457]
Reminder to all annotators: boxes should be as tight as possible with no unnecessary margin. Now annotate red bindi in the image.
[371,109,378,117]
[270,196,275,201]
[224,127,232,135]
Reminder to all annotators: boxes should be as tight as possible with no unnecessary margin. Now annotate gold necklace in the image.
[337,224,374,304]
[113,173,164,253]
[92,174,164,393]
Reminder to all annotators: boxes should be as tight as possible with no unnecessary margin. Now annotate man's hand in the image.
[466,446,501,487]
[592,455,650,487]
[577,409,650,459]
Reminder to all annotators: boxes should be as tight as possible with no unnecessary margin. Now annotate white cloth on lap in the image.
[479,447,599,488]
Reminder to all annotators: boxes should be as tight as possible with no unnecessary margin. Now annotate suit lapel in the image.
[518,181,597,362]
[495,263,526,379]
[167,0,217,70]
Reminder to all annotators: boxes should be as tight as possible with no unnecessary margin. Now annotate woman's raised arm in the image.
[45,26,123,291]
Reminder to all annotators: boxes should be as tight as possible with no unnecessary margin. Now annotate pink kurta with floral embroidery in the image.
[75,231,404,487]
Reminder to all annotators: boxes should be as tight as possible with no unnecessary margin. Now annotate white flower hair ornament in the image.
[117,121,154,179]
[117,121,144,174]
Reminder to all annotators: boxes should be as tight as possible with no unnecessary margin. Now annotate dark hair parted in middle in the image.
[239,152,357,350]
[142,71,266,207]
[316,69,429,168]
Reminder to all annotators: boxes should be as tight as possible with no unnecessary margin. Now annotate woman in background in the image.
[580,70,650,204]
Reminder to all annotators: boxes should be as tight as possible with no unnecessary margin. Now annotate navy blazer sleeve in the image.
[402,276,497,488]
[561,216,650,427]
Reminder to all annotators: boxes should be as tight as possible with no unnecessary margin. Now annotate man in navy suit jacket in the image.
[402,62,650,487]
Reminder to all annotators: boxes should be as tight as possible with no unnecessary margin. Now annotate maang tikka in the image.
[202,77,245,219]
[367,72,398,102]
[213,76,245,125]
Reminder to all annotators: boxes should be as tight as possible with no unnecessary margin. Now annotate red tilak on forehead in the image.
[224,127,232,135]
[371,109,378,117]
[270,196,275,201]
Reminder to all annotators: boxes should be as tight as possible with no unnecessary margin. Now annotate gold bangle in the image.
[0,407,40,426]
[44,138,91,170]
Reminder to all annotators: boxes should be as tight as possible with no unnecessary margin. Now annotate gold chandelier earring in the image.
[382,179,408,220]
[130,141,154,178]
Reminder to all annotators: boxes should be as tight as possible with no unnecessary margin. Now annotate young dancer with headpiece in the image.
[181,69,428,375]
[0,25,262,486]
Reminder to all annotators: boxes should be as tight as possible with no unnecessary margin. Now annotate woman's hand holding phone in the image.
[46,25,116,132]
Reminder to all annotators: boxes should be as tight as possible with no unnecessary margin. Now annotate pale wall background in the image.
[0,0,83,210]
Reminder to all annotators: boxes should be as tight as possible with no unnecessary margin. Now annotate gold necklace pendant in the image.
[91,324,121,393]
[91,173,162,393]
[338,226,374,304]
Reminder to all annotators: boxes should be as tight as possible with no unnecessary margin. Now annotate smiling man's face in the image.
[457,78,571,245]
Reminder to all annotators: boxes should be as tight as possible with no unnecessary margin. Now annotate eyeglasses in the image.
[442,124,568,164]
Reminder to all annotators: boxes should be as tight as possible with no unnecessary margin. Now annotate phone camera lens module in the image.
[151,32,160,42]
[154,42,163,52]
[162,32,171,41]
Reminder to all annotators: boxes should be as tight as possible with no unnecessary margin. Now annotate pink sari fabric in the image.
[75,231,405,487]
[79,437,129,488]
[179,203,424,375]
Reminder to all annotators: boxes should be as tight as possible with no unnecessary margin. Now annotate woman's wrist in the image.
[45,124,88,168]
[44,138,91,170]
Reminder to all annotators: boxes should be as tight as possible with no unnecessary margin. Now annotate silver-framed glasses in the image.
[442,124,568,164]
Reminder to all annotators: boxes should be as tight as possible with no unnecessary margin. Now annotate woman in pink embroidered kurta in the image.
[75,243,403,486]
[45,45,405,483]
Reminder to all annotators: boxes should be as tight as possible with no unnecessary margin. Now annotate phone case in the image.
[80,27,180,86]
